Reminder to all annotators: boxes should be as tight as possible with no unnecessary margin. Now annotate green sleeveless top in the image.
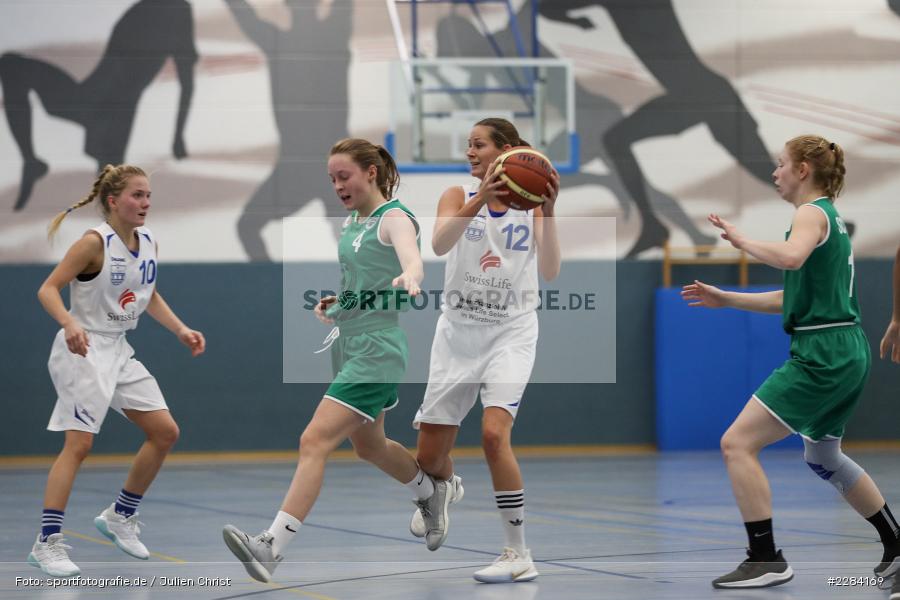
[782,197,860,333]
[326,199,419,333]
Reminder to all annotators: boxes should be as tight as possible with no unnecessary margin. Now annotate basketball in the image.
[492,147,555,211]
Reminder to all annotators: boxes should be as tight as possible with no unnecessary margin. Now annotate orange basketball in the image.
[492,147,555,211]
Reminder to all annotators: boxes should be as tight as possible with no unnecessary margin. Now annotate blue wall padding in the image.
[655,287,800,450]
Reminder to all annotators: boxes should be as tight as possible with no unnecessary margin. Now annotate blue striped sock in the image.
[114,489,142,517]
[41,509,64,541]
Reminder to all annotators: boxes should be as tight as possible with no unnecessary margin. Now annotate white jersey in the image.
[441,184,539,325]
[69,223,158,333]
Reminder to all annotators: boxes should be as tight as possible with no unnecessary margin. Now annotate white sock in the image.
[404,468,435,500]
[268,510,301,556]
[495,490,526,554]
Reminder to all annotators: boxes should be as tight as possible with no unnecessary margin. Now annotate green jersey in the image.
[782,197,860,333]
[326,199,419,334]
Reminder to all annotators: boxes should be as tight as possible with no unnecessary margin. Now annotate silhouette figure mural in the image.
[0,0,197,211]
[225,0,352,261]
[542,1,776,256]
[433,4,717,258]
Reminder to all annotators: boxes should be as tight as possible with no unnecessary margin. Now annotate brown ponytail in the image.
[329,138,400,199]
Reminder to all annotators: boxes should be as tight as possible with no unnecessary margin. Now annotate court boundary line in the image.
[3,441,898,469]
[0,444,656,469]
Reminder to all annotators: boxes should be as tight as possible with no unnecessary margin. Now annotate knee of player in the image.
[719,431,742,460]
[481,427,509,458]
[415,448,445,473]
[152,421,180,449]
[803,439,865,494]
[298,428,317,452]
[299,427,331,457]
[63,435,94,461]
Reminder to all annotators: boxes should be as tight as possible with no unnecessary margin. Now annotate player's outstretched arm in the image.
[709,206,828,271]
[708,205,824,271]
[382,211,423,296]
[681,280,782,314]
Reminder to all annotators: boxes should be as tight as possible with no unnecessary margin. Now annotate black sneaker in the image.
[712,549,793,589]
[876,543,900,580]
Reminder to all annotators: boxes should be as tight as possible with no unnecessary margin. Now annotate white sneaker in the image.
[410,474,463,538]
[413,477,453,551]
[222,525,283,583]
[473,547,539,583]
[27,534,80,577]
[94,504,149,560]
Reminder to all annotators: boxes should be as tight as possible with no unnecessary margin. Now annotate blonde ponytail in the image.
[47,164,146,240]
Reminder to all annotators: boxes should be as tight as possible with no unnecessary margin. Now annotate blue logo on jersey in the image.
[74,406,95,425]
[465,217,486,242]
[110,257,126,286]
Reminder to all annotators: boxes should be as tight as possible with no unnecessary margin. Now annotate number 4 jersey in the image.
[69,223,158,333]
[442,185,539,325]
[782,197,860,333]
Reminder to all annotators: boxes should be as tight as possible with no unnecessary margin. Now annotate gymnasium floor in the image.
[1,449,897,599]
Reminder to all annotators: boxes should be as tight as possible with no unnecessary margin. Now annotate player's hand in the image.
[64,322,90,357]
[708,214,746,250]
[178,327,205,357]
[392,272,421,297]
[477,159,509,204]
[540,170,560,216]
[315,295,337,325]
[681,280,728,308]
[881,320,900,363]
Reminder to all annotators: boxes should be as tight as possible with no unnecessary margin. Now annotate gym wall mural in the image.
[1,0,898,263]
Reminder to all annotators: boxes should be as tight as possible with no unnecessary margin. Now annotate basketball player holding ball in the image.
[408,118,560,582]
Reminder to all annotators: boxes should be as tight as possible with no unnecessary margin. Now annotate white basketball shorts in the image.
[414,311,537,428]
[47,329,167,434]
